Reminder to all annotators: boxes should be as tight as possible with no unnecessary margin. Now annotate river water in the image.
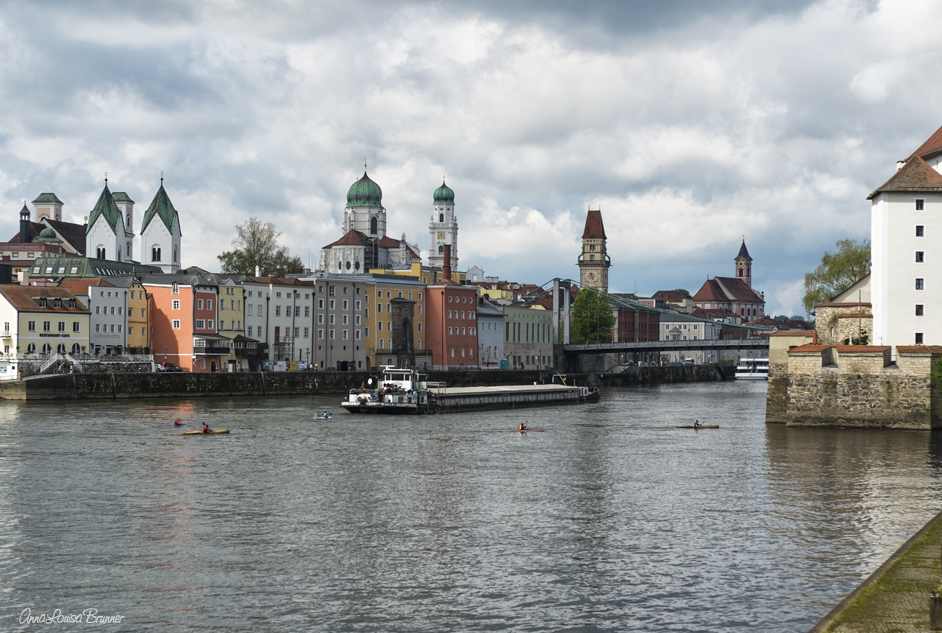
[1,381,941,632]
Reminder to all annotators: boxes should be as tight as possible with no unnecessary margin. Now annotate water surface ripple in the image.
[1,381,940,631]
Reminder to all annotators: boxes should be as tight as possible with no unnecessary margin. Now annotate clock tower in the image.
[428,179,458,270]
[735,237,752,287]
[577,208,610,293]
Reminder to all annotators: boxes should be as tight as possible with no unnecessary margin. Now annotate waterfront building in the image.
[658,312,721,364]
[0,286,89,364]
[240,278,269,362]
[503,305,553,370]
[358,274,427,370]
[475,296,504,368]
[427,180,458,270]
[318,169,421,274]
[577,208,610,294]
[251,277,314,365]
[59,278,128,355]
[691,240,765,322]
[302,275,368,370]
[608,294,661,345]
[651,290,693,313]
[108,276,151,353]
[426,247,478,369]
[217,277,248,371]
[143,274,226,372]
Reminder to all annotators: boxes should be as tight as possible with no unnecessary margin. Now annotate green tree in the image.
[217,217,305,277]
[802,239,871,314]
[674,288,691,299]
[570,287,615,344]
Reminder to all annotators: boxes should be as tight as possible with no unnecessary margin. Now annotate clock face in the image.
[738,261,745,268]
[438,232,445,240]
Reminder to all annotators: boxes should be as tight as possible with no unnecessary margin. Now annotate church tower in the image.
[342,166,386,239]
[578,208,610,293]
[734,238,752,287]
[428,179,458,270]
[87,179,134,262]
[140,178,182,274]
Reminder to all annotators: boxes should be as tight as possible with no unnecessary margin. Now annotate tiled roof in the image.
[42,219,87,255]
[32,193,63,204]
[141,185,180,234]
[7,221,44,243]
[582,210,606,239]
[59,278,115,295]
[714,277,763,303]
[867,156,942,199]
[692,279,728,302]
[908,124,942,161]
[652,290,687,303]
[86,185,123,234]
[768,330,816,338]
[325,230,369,248]
[897,345,942,354]
[27,257,161,280]
[0,286,89,313]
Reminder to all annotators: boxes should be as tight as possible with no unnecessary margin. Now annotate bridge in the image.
[563,339,769,354]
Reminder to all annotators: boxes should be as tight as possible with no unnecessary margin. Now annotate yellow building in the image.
[363,274,428,369]
[111,277,150,353]
[217,279,247,371]
[0,286,90,362]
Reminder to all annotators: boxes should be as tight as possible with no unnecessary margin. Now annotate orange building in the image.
[426,246,478,369]
[143,274,227,372]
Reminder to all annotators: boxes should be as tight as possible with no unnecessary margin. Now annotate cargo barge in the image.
[341,367,600,415]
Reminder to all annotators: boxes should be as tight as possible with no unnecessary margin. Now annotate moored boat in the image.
[735,358,769,380]
[342,366,600,415]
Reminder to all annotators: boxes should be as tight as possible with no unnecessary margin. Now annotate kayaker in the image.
[519,422,528,431]
[202,423,212,434]
[694,419,701,429]
[173,419,182,426]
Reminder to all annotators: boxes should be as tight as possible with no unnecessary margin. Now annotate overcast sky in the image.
[1,0,940,315]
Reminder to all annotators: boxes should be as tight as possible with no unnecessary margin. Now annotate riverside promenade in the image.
[810,510,942,632]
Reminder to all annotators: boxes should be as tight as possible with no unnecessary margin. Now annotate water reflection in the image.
[0,383,939,631]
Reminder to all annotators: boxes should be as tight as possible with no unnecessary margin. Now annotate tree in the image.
[802,239,871,314]
[674,288,691,299]
[570,287,616,344]
[217,217,305,277]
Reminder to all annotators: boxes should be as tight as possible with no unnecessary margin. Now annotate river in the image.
[1,380,940,631]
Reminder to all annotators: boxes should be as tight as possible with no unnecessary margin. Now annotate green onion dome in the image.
[433,180,454,204]
[346,171,383,208]
[39,227,57,239]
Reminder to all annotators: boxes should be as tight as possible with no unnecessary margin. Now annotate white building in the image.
[59,278,128,355]
[658,313,721,364]
[253,277,315,364]
[476,296,503,368]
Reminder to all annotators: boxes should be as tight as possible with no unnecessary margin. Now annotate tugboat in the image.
[341,366,600,415]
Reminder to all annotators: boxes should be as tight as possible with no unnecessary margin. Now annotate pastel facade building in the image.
[59,278,127,354]
[0,286,89,362]
[144,275,226,372]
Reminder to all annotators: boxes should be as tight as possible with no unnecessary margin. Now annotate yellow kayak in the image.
[182,429,230,435]
[676,425,719,429]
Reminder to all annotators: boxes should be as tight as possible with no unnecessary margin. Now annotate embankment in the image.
[0,365,726,401]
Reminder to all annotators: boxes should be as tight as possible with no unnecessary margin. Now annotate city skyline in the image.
[1,1,940,315]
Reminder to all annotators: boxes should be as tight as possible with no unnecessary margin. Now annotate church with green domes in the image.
[318,168,445,274]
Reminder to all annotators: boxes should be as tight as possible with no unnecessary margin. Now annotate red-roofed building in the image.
[691,240,765,322]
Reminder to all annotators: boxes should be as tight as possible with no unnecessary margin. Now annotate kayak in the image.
[502,428,545,432]
[182,430,230,435]
[676,425,719,429]
[169,423,191,427]
[317,416,334,420]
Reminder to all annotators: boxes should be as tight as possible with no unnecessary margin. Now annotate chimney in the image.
[442,244,452,282]
[255,265,261,277]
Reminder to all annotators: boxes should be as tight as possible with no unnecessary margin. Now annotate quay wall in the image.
[3,365,724,400]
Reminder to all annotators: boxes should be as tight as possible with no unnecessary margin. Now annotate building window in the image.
[208,320,213,329]
[196,320,205,329]
[172,320,180,330]
[276,306,281,317]
[916,278,925,290]
[152,246,161,261]
[318,329,324,340]
[43,321,50,332]
[295,306,301,317]
[916,304,925,316]
[172,300,180,310]
[916,199,925,211]
[304,327,309,338]
[28,321,35,331]
[355,329,361,340]
[916,332,924,344]
[58,321,65,332]
[172,283,179,295]
[916,251,925,263]
[73,322,80,332]
[917,225,925,237]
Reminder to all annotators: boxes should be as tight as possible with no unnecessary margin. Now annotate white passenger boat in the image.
[341,366,600,415]
[735,358,769,380]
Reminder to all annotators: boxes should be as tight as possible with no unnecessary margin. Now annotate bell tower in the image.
[735,237,752,287]
[577,207,610,293]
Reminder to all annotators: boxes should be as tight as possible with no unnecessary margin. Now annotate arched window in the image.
[71,343,81,354]
[152,246,161,262]
[117,247,122,262]
[173,245,178,262]
[41,343,51,355]
[738,269,742,277]
[57,343,66,354]
[439,214,444,223]
[370,217,378,235]
[127,213,132,229]
[27,342,35,353]
[438,245,444,254]
[97,247,106,259]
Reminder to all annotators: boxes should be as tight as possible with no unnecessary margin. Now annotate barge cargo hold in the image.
[341,367,600,415]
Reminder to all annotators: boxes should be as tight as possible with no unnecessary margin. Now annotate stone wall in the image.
[767,342,942,429]
[815,303,873,345]
[766,331,817,424]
